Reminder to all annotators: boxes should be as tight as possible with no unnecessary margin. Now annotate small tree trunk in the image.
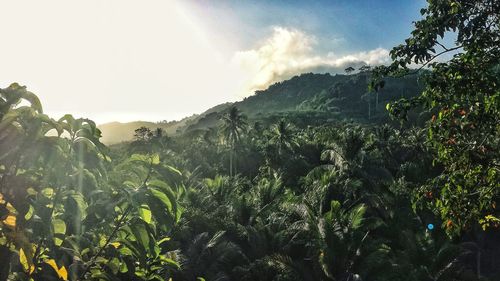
[234,151,237,176]
[229,148,233,177]
[368,101,371,119]
[234,145,238,176]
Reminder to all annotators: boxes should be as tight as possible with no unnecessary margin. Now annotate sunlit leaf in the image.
[19,247,35,274]
[24,205,34,221]
[158,237,171,244]
[138,205,152,224]
[41,187,54,199]
[3,215,16,228]
[52,219,66,246]
[68,192,88,219]
[149,188,173,212]
[45,259,68,281]
[130,223,150,252]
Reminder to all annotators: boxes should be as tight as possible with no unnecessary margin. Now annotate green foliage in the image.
[374,0,500,235]
[2,2,499,279]
[3,78,498,280]
[0,84,183,281]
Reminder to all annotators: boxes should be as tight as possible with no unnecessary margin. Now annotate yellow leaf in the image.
[6,202,17,213]
[110,242,121,248]
[58,266,68,281]
[20,248,35,274]
[45,259,58,271]
[3,215,16,228]
[45,259,68,280]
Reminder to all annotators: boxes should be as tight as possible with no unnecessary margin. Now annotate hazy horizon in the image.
[1,0,426,124]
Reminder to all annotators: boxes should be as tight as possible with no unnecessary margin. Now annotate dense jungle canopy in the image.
[0,0,499,280]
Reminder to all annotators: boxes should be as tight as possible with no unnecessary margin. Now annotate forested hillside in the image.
[99,72,423,144]
[182,71,424,132]
[101,71,423,144]
[0,1,499,281]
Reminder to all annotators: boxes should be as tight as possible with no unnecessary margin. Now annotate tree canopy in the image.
[375,0,499,234]
[0,1,499,280]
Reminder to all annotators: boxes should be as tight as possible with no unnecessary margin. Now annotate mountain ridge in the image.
[98,71,423,144]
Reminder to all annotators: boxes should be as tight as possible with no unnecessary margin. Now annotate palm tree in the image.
[287,200,388,280]
[268,120,297,156]
[388,230,465,281]
[220,106,247,176]
[175,231,248,281]
[321,127,366,174]
[374,80,385,112]
[361,92,374,119]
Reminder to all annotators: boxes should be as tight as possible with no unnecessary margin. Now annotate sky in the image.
[0,0,427,124]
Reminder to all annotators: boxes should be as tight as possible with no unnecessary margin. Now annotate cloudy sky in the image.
[0,0,426,124]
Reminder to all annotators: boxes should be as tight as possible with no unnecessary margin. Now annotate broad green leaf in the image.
[68,192,88,219]
[52,219,67,246]
[129,154,151,164]
[130,222,150,254]
[24,205,34,221]
[158,237,171,245]
[149,187,174,216]
[146,198,175,230]
[159,255,180,269]
[107,258,121,275]
[138,205,152,224]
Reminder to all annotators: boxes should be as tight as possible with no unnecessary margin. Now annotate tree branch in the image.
[412,45,463,73]
[78,205,132,280]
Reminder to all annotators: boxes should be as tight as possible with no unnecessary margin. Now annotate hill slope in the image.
[98,115,197,144]
[181,72,423,132]
[99,72,423,143]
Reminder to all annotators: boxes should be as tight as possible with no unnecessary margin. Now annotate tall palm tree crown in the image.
[220,106,247,147]
[220,106,247,176]
[268,119,297,155]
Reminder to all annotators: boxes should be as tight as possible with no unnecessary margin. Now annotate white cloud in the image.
[233,27,390,95]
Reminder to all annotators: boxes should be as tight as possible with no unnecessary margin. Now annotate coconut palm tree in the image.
[388,229,466,281]
[268,120,298,157]
[175,231,248,281]
[287,199,389,281]
[320,127,366,174]
[220,107,247,176]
